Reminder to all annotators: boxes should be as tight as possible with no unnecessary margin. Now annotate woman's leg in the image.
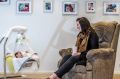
[55,55,80,78]
[59,54,72,68]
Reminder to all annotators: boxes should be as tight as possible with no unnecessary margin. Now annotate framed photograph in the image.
[62,1,78,15]
[104,2,120,15]
[43,1,53,13]
[86,1,95,13]
[16,0,32,14]
[0,0,10,5]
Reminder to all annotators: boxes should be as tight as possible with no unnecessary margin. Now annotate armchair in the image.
[58,21,120,79]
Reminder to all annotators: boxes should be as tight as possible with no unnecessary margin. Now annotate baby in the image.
[15,51,23,58]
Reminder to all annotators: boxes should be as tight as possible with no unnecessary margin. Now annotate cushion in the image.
[92,21,118,48]
[70,65,86,73]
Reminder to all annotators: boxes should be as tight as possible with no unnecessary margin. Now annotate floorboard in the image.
[0,73,119,79]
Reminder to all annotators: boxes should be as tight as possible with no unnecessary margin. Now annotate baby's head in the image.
[15,51,23,58]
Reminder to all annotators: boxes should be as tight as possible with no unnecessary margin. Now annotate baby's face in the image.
[16,52,23,58]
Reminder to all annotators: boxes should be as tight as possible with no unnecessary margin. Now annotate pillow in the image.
[92,21,118,48]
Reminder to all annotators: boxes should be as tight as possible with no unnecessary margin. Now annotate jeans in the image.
[55,52,87,78]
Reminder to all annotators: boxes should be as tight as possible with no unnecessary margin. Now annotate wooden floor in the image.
[0,73,120,79]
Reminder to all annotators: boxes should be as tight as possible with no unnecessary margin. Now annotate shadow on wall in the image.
[41,17,77,64]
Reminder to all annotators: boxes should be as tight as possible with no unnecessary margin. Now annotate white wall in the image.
[0,0,120,73]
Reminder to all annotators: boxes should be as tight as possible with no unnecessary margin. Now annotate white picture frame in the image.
[62,1,78,15]
[43,1,53,13]
[0,0,10,5]
[104,2,120,15]
[86,1,95,13]
[16,0,32,14]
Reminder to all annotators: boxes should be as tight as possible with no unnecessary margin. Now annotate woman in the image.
[47,17,99,79]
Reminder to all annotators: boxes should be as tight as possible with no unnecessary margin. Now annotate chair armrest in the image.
[59,48,72,57]
[86,48,114,61]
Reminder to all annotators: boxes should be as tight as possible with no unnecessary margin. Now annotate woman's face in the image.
[76,21,81,31]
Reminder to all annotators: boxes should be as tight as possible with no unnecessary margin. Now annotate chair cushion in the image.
[76,60,86,66]
[86,62,92,71]
[70,65,86,73]
[92,21,118,48]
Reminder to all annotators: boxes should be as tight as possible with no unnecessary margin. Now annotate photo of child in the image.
[62,2,77,15]
[88,2,94,10]
[45,2,51,10]
[0,0,7,2]
[0,0,9,4]
[106,4,117,12]
[104,2,119,15]
[86,1,95,13]
[16,0,32,14]
[44,1,53,13]
[64,4,74,12]
[18,3,29,12]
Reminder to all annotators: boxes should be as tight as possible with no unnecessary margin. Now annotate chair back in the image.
[92,21,120,52]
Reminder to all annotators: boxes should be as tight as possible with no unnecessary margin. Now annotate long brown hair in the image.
[76,17,94,33]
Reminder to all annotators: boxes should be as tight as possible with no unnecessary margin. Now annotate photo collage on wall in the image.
[0,0,120,15]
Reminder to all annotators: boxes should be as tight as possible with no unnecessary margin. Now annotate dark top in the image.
[76,31,99,66]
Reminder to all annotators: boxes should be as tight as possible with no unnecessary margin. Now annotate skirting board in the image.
[114,74,120,79]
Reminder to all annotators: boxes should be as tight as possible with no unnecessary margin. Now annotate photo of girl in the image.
[43,1,53,13]
[104,2,119,15]
[62,1,77,15]
[0,0,7,2]
[86,1,95,13]
[65,4,74,12]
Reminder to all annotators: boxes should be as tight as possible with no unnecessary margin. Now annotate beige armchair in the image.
[58,21,120,79]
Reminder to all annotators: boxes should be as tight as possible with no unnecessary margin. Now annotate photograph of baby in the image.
[16,0,32,14]
[45,2,51,10]
[106,4,117,12]
[104,2,120,14]
[0,0,7,2]
[0,0,9,4]
[43,1,53,13]
[18,3,29,12]
[86,1,95,13]
[64,4,74,12]
[62,1,77,15]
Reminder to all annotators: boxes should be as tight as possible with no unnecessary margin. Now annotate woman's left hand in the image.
[72,52,80,56]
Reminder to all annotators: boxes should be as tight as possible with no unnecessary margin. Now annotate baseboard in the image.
[114,74,120,79]
[0,72,120,79]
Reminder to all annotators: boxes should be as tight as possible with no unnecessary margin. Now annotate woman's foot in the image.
[47,73,60,79]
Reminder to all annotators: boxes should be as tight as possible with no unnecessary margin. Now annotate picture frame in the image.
[16,0,32,14]
[104,2,120,15]
[43,1,53,13]
[0,0,10,5]
[86,1,95,13]
[62,1,78,15]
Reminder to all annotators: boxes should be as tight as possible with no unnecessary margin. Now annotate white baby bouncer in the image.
[0,26,40,79]
[11,33,39,72]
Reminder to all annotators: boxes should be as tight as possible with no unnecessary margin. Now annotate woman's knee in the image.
[63,54,72,60]
[69,55,80,61]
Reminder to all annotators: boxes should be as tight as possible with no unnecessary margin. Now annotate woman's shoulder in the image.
[89,30,98,38]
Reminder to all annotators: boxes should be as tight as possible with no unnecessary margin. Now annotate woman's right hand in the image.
[72,46,80,56]
[72,46,77,56]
